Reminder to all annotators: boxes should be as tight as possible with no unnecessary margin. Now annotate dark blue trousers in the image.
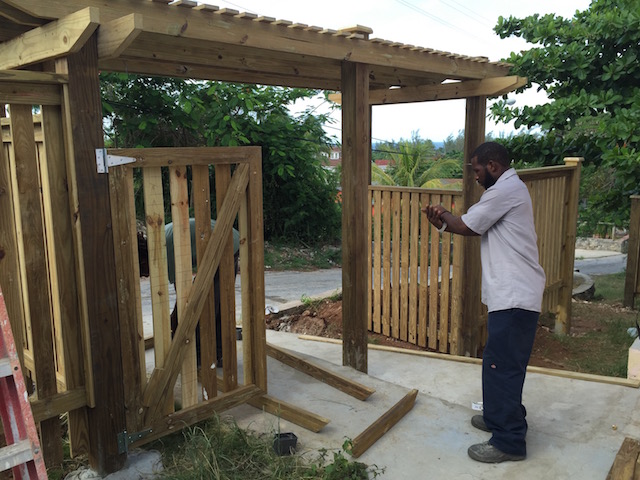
[482,308,538,456]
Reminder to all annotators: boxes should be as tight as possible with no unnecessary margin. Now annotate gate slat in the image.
[438,195,452,353]
[170,165,198,408]
[192,165,217,399]
[408,192,419,344]
[142,167,173,415]
[381,190,391,336]
[428,194,441,350]
[418,193,429,348]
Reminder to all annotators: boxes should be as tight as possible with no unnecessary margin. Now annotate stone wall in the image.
[575,236,629,253]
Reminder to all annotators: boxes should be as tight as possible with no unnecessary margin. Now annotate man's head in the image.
[470,142,511,190]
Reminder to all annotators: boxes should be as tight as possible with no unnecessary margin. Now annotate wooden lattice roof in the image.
[0,0,525,102]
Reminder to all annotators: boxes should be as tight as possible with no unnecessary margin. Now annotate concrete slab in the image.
[225,330,640,479]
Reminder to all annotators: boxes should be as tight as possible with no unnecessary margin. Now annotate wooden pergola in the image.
[0,0,525,473]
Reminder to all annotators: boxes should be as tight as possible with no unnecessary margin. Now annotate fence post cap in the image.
[563,157,584,165]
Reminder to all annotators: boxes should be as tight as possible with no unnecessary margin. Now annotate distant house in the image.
[323,147,392,171]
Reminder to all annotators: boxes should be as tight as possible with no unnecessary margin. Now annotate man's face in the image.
[470,156,497,190]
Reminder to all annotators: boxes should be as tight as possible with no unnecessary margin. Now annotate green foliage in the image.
[100,74,341,244]
[264,241,341,271]
[152,416,384,479]
[491,0,640,229]
[371,132,462,187]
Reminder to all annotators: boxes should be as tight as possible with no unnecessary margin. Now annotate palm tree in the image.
[371,133,461,187]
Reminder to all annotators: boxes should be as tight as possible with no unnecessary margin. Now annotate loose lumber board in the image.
[266,343,375,401]
[350,389,418,458]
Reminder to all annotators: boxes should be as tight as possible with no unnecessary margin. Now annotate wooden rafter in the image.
[97,13,143,60]
[327,76,527,106]
[0,7,99,70]
[369,76,528,104]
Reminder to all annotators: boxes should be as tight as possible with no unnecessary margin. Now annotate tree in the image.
[371,133,461,187]
[101,74,342,244]
[491,0,640,228]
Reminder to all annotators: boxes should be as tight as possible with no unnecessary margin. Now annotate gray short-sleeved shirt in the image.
[461,169,546,313]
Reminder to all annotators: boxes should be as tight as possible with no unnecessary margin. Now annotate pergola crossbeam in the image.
[0,6,99,70]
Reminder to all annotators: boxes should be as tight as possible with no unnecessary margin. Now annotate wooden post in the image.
[341,61,370,373]
[624,195,640,308]
[0,113,26,372]
[461,96,486,357]
[57,35,127,474]
[556,157,582,334]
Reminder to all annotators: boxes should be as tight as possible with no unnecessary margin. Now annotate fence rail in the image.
[368,159,582,354]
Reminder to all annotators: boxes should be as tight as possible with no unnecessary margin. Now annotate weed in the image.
[150,416,384,479]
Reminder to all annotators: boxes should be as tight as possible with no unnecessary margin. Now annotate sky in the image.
[204,0,592,144]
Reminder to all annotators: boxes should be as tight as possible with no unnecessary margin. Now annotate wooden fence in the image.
[624,195,640,308]
[1,73,91,465]
[368,158,582,355]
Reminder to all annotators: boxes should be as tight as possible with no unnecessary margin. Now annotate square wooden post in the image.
[624,195,640,308]
[556,157,582,334]
[341,61,370,373]
[57,34,127,474]
[461,96,486,357]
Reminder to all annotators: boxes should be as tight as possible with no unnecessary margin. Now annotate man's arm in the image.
[422,205,479,236]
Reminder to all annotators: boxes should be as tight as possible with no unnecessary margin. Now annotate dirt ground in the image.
[265,298,617,373]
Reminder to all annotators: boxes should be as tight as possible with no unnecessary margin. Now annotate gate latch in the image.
[117,428,153,454]
[95,149,136,173]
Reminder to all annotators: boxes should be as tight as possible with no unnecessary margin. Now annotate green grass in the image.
[548,271,639,378]
[264,241,341,271]
[592,271,628,303]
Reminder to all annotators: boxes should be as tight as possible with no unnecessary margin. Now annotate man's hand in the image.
[422,204,449,229]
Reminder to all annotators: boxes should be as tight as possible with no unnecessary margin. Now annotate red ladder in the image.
[0,289,48,479]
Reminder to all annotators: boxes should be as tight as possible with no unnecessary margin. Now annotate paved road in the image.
[140,249,627,335]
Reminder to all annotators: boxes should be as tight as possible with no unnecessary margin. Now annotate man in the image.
[423,142,546,463]
[165,218,240,367]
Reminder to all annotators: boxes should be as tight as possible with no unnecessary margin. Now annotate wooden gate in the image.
[106,147,268,445]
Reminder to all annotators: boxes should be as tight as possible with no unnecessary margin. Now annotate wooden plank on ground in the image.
[247,394,330,433]
[607,437,640,480]
[350,389,418,458]
[266,343,375,400]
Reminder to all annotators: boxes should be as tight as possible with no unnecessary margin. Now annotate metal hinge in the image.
[117,428,153,454]
[95,149,136,173]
